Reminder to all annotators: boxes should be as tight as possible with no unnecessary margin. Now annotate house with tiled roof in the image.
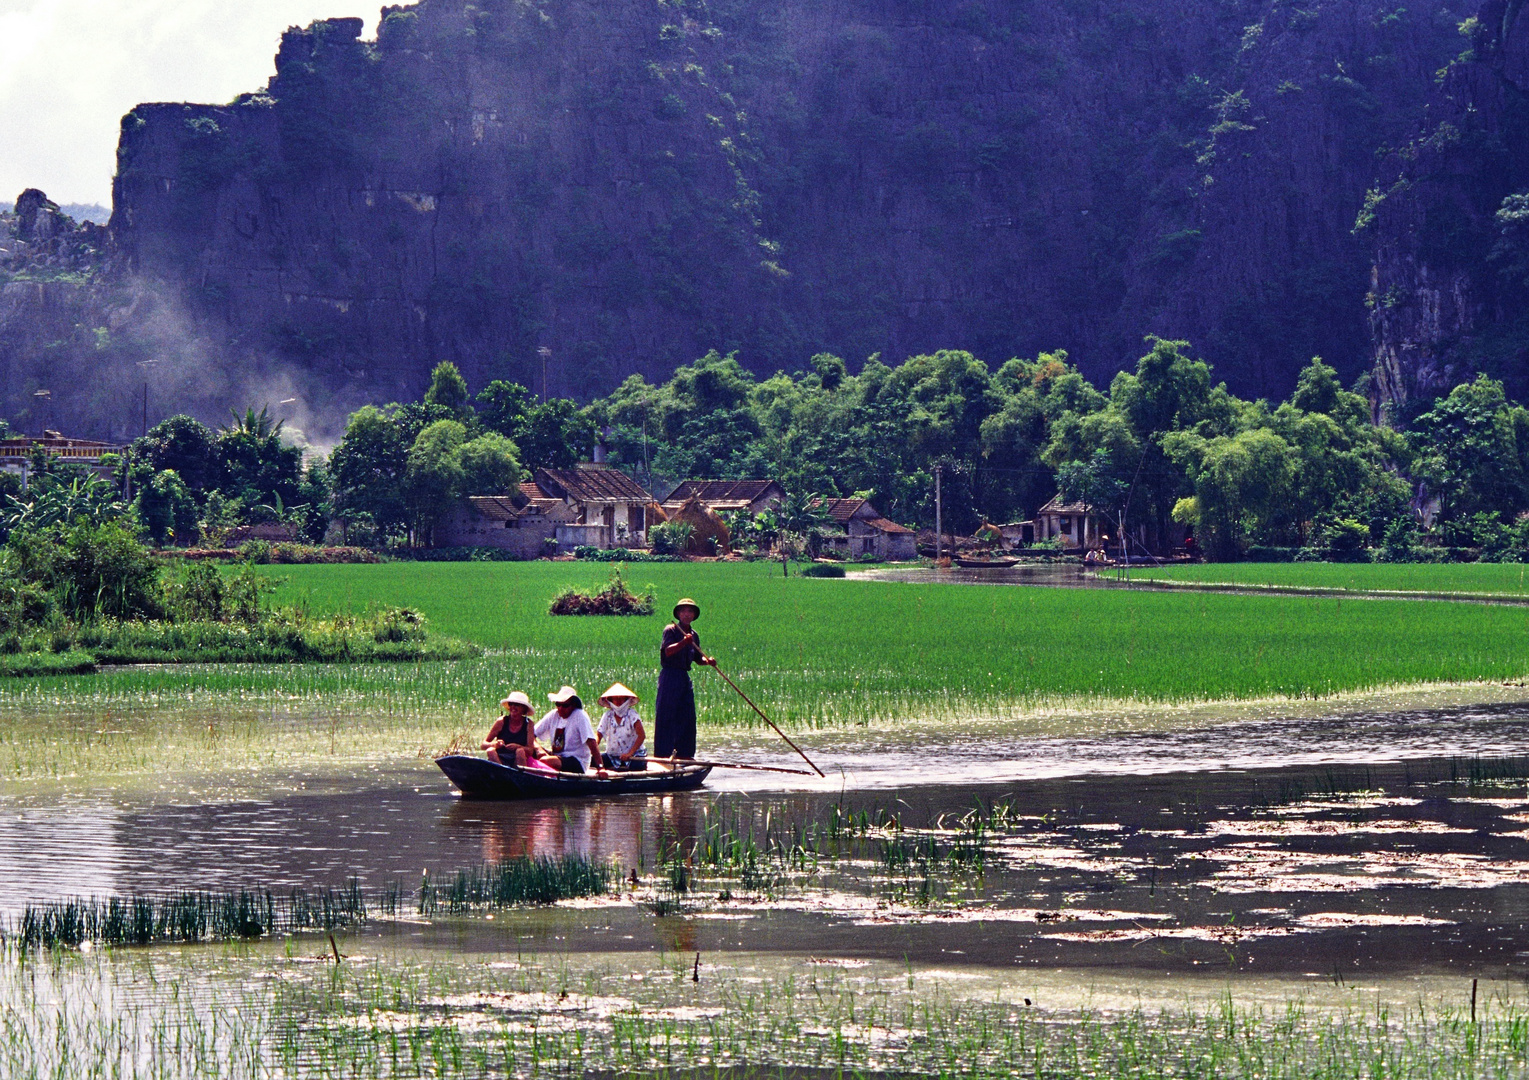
[528,464,654,548]
[0,431,123,488]
[1034,494,1107,551]
[436,492,578,557]
[812,497,917,561]
[664,479,785,517]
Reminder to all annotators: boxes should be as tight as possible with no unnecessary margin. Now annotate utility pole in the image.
[537,346,552,400]
[136,359,159,438]
[934,465,943,563]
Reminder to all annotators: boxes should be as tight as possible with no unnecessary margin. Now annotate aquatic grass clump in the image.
[418,855,613,914]
[9,881,368,950]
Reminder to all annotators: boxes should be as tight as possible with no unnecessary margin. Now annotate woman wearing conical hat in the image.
[654,598,715,760]
[596,682,647,771]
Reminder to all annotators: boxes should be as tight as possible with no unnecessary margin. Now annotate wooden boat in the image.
[954,556,1020,569]
[435,754,713,800]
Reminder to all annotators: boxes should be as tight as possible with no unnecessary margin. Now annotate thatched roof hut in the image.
[669,496,730,556]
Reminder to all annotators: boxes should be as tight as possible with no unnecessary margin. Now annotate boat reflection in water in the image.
[445,793,706,874]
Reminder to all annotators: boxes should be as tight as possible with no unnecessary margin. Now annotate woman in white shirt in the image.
[534,686,598,773]
[596,682,647,771]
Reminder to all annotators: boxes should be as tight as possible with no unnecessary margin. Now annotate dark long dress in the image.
[654,623,701,758]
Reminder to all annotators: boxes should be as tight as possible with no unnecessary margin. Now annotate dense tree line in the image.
[587,340,1529,561]
[22,344,1529,561]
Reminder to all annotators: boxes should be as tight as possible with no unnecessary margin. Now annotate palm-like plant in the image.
[224,406,285,441]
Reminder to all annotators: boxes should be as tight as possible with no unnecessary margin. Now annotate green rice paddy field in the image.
[5,560,1529,786]
[1129,561,1529,596]
[13,559,1529,724]
[259,560,1529,709]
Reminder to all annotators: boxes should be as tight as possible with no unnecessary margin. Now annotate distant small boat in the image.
[435,755,713,800]
[954,556,1020,569]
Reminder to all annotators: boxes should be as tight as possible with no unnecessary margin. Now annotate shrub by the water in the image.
[799,563,846,578]
[549,568,656,615]
[0,523,469,669]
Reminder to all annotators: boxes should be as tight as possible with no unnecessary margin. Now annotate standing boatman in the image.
[654,597,715,760]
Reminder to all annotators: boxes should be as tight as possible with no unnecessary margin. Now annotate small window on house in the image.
[1060,516,1073,535]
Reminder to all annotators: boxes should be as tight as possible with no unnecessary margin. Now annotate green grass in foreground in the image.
[2,561,1527,735]
[1131,561,1529,596]
[6,950,1529,1079]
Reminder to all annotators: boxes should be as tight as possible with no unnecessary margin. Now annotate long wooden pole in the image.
[707,665,825,776]
[674,759,815,776]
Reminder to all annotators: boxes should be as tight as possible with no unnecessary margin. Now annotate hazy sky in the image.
[0,1,376,208]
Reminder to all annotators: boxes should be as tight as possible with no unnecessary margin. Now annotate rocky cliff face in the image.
[1,0,1487,436]
[1365,0,1529,420]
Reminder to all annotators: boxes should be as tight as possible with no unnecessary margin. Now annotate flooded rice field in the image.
[6,698,1529,1076]
[5,702,1529,975]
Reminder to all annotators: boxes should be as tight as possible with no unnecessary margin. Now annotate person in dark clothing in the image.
[654,598,715,760]
[482,691,538,767]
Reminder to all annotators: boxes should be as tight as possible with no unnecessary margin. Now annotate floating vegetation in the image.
[8,881,369,950]
[418,856,614,914]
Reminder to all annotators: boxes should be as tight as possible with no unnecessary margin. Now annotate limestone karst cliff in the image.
[1364,0,1529,421]
[0,0,1501,437]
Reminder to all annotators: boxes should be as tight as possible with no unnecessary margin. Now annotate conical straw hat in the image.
[599,682,639,705]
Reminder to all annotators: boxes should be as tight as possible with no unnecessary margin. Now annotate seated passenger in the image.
[596,682,647,771]
[482,691,537,767]
[535,686,598,773]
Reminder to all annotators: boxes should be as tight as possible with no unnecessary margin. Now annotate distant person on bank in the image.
[535,686,598,773]
[654,598,716,761]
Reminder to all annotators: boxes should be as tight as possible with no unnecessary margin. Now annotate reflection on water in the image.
[853,563,1103,588]
[457,794,704,871]
[773,700,1529,789]
[0,802,122,913]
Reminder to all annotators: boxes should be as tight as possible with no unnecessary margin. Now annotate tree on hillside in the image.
[424,361,472,416]
[1411,375,1529,532]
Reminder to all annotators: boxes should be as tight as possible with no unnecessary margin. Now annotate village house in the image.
[435,492,578,556]
[0,431,123,489]
[1031,495,1159,554]
[814,497,918,560]
[529,464,654,548]
[1033,495,1107,551]
[664,479,785,518]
